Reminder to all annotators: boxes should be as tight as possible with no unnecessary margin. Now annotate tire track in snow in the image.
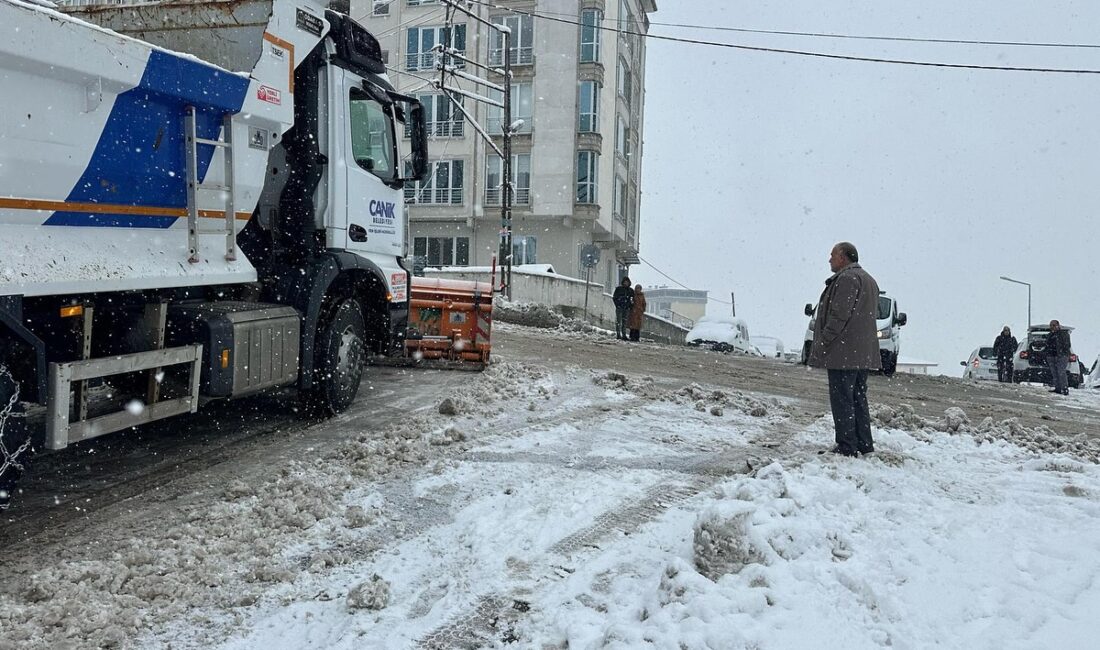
[415,437,799,648]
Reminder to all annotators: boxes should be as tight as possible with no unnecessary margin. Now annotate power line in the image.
[648,22,1100,50]
[516,6,1100,50]
[636,255,732,305]
[459,0,1100,74]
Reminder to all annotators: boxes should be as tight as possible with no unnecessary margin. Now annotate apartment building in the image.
[644,286,708,328]
[354,0,655,289]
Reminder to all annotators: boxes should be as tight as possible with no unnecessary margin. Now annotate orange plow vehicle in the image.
[403,277,493,367]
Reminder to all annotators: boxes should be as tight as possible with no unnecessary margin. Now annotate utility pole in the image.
[438,0,514,299]
[730,292,736,318]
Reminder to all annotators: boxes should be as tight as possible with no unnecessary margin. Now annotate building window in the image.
[489,15,534,66]
[404,93,463,138]
[372,0,390,15]
[407,0,438,5]
[616,58,632,108]
[404,160,464,204]
[579,9,601,62]
[487,83,533,134]
[512,236,537,265]
[613,175,627,222]
[413,236,469,267]
[486,154,531,206]
[615,114,630,159]
[619,0,636,56]
[406,25,466,72]
[578,81,600,133]
[381,50,390,64]
[576,151,599,204]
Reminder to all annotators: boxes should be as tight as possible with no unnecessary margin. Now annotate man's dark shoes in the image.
[819,444,858,457]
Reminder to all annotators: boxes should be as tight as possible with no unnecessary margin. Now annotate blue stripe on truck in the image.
[45,50,250,228]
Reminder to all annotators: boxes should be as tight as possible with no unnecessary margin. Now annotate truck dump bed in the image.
[0,0,324,297]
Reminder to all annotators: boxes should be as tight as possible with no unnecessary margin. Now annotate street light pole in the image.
[999,275,1031,333]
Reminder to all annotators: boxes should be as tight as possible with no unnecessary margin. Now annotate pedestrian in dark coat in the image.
[1046,320,1072,395]
[808,242,881,457]
[627,285,646,342]
[993,326,1018,383]
[612,277,634,341]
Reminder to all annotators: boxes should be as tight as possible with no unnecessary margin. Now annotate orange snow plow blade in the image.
[405,277,493,366]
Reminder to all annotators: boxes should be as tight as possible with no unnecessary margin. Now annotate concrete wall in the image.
[424,267,688,345]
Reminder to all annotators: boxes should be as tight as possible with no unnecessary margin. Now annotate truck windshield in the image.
[349,87,395,181]
[877,296,892,320]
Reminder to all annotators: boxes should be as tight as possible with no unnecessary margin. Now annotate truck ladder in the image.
[184,106,237,264]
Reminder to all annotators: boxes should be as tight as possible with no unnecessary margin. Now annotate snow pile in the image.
[493,299,608,336]
[493,299,564,329]
[529,430,1100,649]
[0,463,347,648]
[0,361,557,649]
[668,382,781,419]
[346,575,391,611]
[873,403,1100,462]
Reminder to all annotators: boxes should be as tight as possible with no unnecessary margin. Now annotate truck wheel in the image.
[1013,372,1024,384]
[308,299,367,415]
[879,351,896,377]
[801,342,811,365]
[1,367,32,511]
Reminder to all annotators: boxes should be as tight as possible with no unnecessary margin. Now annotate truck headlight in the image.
[877,328,891,339]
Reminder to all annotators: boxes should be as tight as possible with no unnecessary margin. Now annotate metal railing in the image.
[488,47,533,66]
[485,187,529,206]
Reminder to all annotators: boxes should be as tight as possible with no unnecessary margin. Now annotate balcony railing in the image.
[407,50,465,72]
[485,188,530,205]
[488,47,533,67]
[404,187,464,205]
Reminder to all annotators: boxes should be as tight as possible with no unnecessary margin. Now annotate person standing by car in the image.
[612,277,634,341]
[627,285,646,342]
[993,326,1018,383]
[808,242,881,457]
[1046,320,1072,395]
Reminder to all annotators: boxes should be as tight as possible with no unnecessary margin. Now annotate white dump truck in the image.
[0,0,430,509]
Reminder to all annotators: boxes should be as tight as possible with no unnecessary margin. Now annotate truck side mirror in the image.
[804,303,814,317]
[959,361,967,366]
[407,101,430,182]
[895,312,907,326]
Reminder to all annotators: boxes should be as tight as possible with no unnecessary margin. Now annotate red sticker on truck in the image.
[257,85,282,105]
[390,272,408,302]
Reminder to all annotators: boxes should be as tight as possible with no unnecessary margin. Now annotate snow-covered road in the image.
[2,324,1099,649]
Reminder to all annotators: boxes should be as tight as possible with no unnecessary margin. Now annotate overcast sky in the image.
[634,0,1100,374]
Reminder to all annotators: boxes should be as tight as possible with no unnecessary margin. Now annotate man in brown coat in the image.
[808,242,881,457]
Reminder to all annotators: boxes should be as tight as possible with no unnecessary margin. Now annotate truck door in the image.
[341,70,403,259]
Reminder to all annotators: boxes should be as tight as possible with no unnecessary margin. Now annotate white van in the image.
[800,291,907,375]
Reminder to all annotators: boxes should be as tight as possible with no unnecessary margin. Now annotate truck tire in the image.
[801,341,811,365]
[307,299,367,415]
[1,366,32,511]
[881,351,897,377]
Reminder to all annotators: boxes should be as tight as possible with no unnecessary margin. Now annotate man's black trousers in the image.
[827,369,874,454]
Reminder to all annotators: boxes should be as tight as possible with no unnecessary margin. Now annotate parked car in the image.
[686,316,760,355]
[801,291,907,375]
[749,335,785,359]
[960,346,999,381]
[1087,355,1100,389]
[1013,325,1083,388]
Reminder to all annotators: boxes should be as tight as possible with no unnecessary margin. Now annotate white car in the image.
[801,291,907,375]
[749,335,785,359]
[685,316,760,355]
[1013,325,1083,388]
[961,346,999,381]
